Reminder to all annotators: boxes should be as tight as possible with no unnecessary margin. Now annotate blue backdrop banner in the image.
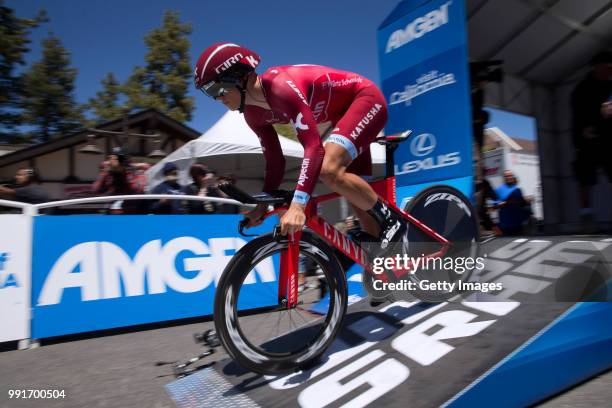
[32,215,278,338]
[378,0,474,202]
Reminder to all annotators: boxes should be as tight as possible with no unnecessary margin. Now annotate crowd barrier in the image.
[0,195,277,347]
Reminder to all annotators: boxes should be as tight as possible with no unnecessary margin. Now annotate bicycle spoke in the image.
[274,311,283,339]
[293,308,312,327]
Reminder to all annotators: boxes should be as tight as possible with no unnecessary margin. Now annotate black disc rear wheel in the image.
[397,185,480,302]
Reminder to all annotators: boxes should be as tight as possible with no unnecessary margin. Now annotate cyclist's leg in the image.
[345,148,380,237]
[318,143,380,238]
[320,86,404,249]
[319,86,386,210]
[319,143,377,211]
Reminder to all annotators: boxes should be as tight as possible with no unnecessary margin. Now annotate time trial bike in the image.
[213,131,479,375]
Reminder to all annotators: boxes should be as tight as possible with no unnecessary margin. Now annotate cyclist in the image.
[194,42,405,251]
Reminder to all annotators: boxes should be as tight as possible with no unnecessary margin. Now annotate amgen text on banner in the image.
[378,0,467,80]
[385,1,451,53]
[37,236,274,305]
[31,215,278,338]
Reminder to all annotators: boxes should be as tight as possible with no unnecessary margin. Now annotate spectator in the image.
[183,164,221,214]
[150,162,185,214]
[0,168,49,204]
[571,51,612,228]
[493,170,530,236]
[93,147,143,196]
[92,147,144,214]
[479,178,501,237]
[215,174,240,214]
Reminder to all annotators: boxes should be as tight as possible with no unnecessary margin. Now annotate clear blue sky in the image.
[8,0,401,134]
[485,107,537,141]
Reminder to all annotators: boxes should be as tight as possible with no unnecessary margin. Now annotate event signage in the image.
[32,215,277,338]
[0,215,31,342]
[377,0,474,203]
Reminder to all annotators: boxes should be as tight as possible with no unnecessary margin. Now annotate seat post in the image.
[385,143,398,179]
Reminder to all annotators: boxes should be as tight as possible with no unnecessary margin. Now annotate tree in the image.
[87,72,125,124]
[124,11,194,122]
[21,33,83,142]
[0,1,46,140]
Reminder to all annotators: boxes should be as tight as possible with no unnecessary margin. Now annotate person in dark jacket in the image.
[150,162,185,214]
[183,164,223,214]
[0,168,49,204]
[571,51,612,224]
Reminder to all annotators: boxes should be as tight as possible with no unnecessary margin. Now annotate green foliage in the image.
[86,72,125,125]
[21,33,83,142]
[124,11,194,122]
[0,1,46,140]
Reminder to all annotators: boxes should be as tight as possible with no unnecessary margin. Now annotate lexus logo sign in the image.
[410,133,436,157]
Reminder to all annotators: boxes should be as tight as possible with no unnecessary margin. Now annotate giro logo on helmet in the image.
[215,53,245,74]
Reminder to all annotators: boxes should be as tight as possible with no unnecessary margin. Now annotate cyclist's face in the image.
[217,88,241,111]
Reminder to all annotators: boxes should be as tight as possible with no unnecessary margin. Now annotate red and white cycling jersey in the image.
[243,65,387,205]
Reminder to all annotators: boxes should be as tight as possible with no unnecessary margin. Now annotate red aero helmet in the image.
[194,43,260,89]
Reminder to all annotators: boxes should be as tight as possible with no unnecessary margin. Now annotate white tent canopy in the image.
[146,110,387,193]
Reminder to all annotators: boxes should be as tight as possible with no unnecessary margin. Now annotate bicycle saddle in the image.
[376,130,413,145]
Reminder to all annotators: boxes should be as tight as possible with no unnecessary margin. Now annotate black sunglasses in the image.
[200,80,240,99]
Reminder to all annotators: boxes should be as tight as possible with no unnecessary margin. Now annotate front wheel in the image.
[214,230,348,375]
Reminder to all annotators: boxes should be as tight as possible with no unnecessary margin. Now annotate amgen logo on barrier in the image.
[386,1,451,53]
[37,237,275,305]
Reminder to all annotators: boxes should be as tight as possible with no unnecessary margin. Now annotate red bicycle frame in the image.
[262,174,451,308]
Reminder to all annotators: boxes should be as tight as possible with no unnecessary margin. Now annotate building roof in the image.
[467,0,612,84]
[513,138,537,154]
[0,144,33,157]
[0,109,201,167]
[483,127,538,154]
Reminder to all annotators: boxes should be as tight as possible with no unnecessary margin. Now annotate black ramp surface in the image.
[167,236,612,408]
[170,301,569,408]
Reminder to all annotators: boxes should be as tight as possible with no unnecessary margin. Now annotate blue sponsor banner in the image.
[377,0,473,203]
[32,215,278,338]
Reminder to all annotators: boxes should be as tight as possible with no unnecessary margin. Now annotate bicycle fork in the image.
[275,226,301,309]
